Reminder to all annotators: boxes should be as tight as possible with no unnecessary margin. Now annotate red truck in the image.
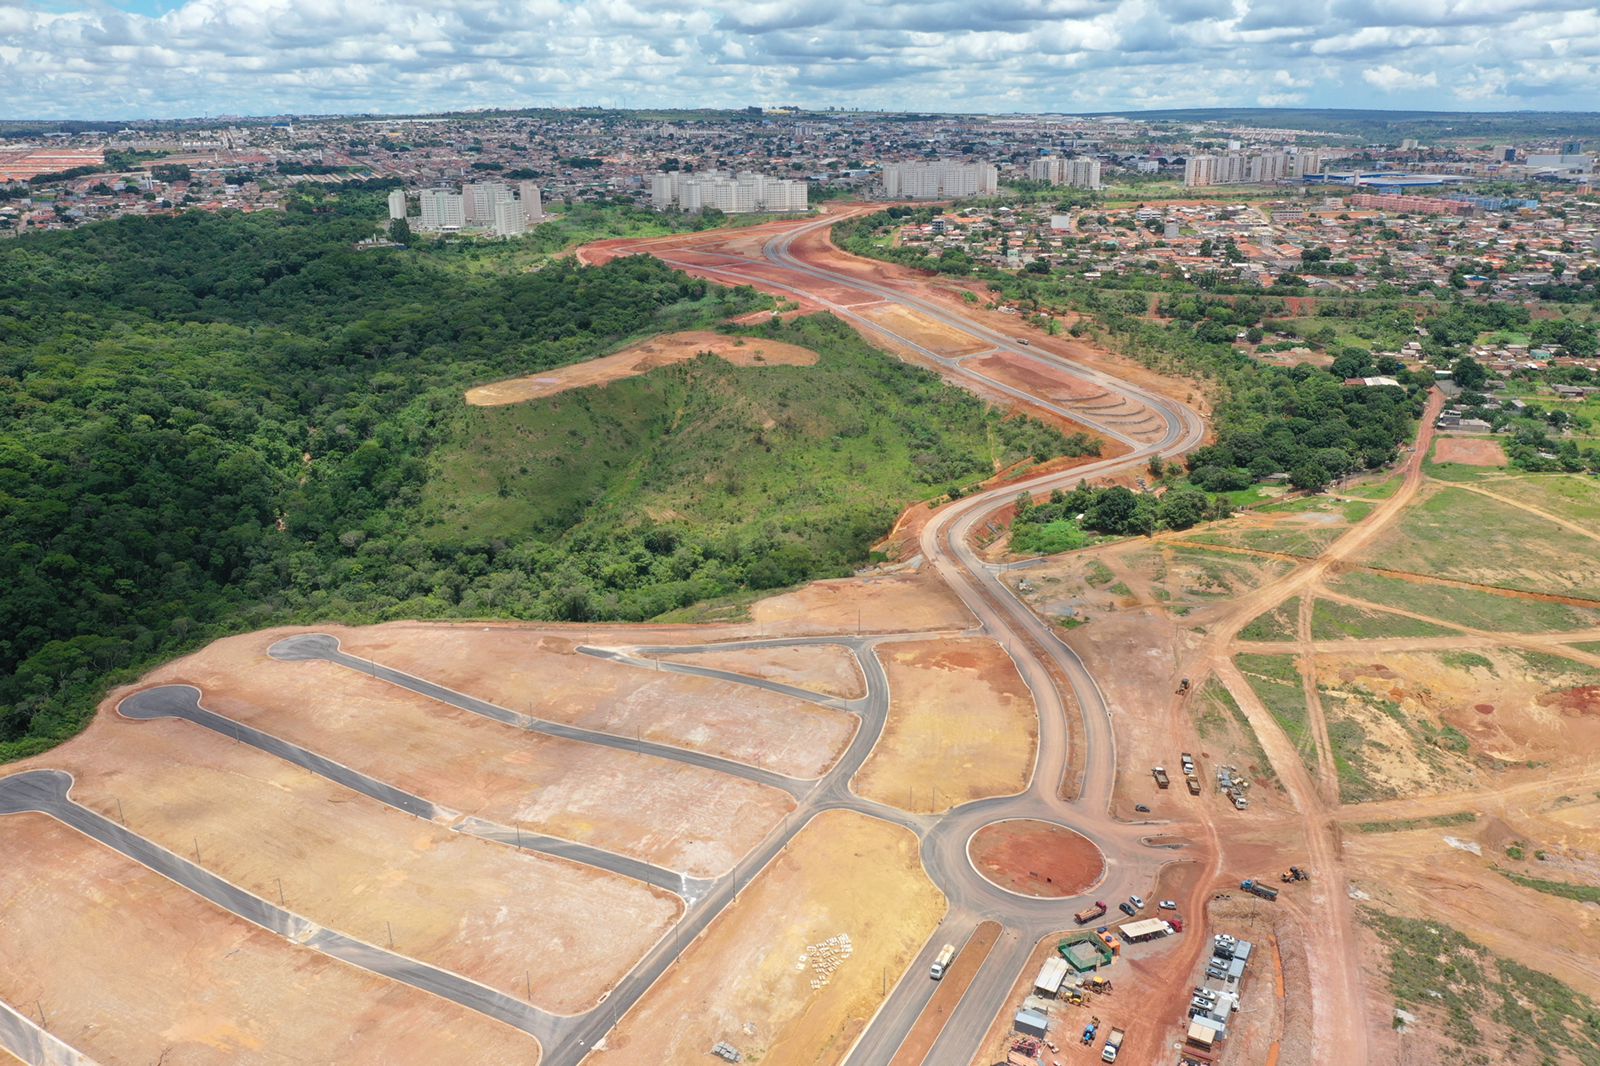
[1075,901,1108,924]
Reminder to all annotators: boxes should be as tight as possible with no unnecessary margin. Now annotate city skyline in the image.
[3,0,1599,119]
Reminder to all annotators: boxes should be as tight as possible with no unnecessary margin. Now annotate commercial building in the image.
[881,161,998,199]
[650,169,808,213]
[1350,192,1475,217]
[1027,156,1101,189]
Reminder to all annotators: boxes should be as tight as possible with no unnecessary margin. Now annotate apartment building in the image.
[1027,156,1102,189]
[1184,149,1323,187]
[418,188,465,231]
[881,161,998,199]
[649,169,808,213]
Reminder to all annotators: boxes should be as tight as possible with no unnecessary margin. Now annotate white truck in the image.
[930,943,956,980]
[1101,1027,1125,1062]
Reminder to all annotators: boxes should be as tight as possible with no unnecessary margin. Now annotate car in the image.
[1134,804,1150,813]
[1159,899,1178,910]
[1118,901,1137,916]
[1128,896,1145,909]
[1016,337,1030,345]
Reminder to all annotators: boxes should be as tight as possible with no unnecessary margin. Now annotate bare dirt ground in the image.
[648,642,867,700]
[859,304,991,357]
[24,712,678,1014]
[0,814,539,1065]
[889,921,1001,1066]
[852,637,1037,814]
[586,810,945,1066]
[336,622,856,778]
[1433,435,1508,466]
[464,329,818,406]
[122,627,794,878]
[962,350,1107,405]
[749,570,977,635]
[967,819,1104,898]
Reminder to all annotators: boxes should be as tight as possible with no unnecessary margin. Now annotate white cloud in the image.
[1361,64,1440,91]
[0,0,1597,116]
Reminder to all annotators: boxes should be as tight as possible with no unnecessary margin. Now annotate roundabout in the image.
[966,818,1105,899]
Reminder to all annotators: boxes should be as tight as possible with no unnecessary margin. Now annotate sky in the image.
[2,0,1599,120]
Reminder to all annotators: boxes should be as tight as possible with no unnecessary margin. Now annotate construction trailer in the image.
[1014,1008,1049,1039]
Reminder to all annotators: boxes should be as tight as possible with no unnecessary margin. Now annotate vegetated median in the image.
[0,188,1093,761]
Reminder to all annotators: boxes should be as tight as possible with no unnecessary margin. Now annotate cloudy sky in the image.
[2,0,1598,119]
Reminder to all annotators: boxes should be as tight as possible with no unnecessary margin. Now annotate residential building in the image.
[881,161,997,199]
[492,198,525,237]
[1028,156,1101,189]
[649,169,807,213]
[463,181,512,224]
[518,181,544,222]
[417,188,465,231]
[387,188,407,221]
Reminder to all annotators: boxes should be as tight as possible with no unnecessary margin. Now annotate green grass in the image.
[1495,868,1600,905]
[1085,560,1117,588]
[1359,485,1600,599]
[1442,651,1495,672]
[1010,518,1089,555]
[1365,909,1600,1062]
[1239,597,1301,642]
[1184,524,1344,558]
[1235,653,1318,775]
[1310,598,1457,641]
[1352,811,1477,834]
[1167,546,1292,598]
[1338,476,1404,500]
[1328,571,1600,634]
[418,315,1088,618]
[1494,475,1600,525]
[1319,687,1404,803]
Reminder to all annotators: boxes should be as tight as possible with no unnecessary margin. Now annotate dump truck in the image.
[1075,900,1108,925]
[1101,1027,1126,1062]
[1152,766,1170,789]
[1241,879,1279,901]
[930,943,956,980]
[1186,775,1201,796]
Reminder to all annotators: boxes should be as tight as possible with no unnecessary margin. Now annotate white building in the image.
[492,198,525,238]
[463,182,513,224]
[418,188,465,231]
[649,169,808,214]
[880,161,997,199]
[1028,156,1101,189]
[518,181,544,223]
[1185,149,1322,187]
[387,189,407,221]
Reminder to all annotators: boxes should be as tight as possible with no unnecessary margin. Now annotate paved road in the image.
[0,996,95,1066]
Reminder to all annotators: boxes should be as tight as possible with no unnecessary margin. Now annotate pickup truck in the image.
[1101,1027,1126,1062]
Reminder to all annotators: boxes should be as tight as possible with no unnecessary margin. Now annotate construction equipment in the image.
[1101,1027,1126,1062]
[1241,878,1279,901]
[1087,975,1112,994]
[1081,1018,1099,1045]
[1279,866,1310,883]
[1074,901,1107,925]
[931,943,956,980]
[1186,774,1201,796]
[1152,766,1171,789]
[1178,677,1191,694]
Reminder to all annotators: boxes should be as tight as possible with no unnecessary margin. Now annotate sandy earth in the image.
[0,814,539,1065]
[464,329,818,406]
[967,819,1104,898]
[649,642,867,700]
[749,570,977,635]
[335,622,857,778]
[859,304,992,357]
[122,626,795,878]
[852,637,1037,814]
[13,712,678,1014]
[585,810,946,1066]
[1432,435,1508,466]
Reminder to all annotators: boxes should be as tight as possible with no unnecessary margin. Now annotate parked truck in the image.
[1241,879,1279,901]
[1152,766,1170,789]
[1101,1027,1126,1062]
[1186,775,1201,796]
[930,943,956,980]
[1075,900,1108,925]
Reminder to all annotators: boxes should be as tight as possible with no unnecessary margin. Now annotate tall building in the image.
[1028,157,1101,189]
[880,161,997,199]
[492,198,525,238]
[649,169,807,213]
[1185,149,1321,187]
[418,188,465,231]
[518,181,544,223]
[387,189,407,221]
[463,182,512,224]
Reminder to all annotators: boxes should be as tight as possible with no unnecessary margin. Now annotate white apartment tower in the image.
[880,161,998,199]
[387,189,407,221]
[1028,156,1101,189]
[518,181,544,222]
[649,169,808,214]
[492,199,526,238]
[463,182,512,224]
[418,188,465,231]
[1185,149,1324,187]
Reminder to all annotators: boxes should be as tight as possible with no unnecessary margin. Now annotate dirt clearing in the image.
[1432,436,1507,467]
[853,638,1037,813]
[968,820,1103,897]
[860,305,990,357]
[41,712,677,1014]
[0,813,538,1065]
[649,642,867,700]
[130,628,793,878]
[587,810,945,1066]
[750,570,976,635]
[465,330,818,406]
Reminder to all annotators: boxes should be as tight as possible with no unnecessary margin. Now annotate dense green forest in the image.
[0,191,1086,759]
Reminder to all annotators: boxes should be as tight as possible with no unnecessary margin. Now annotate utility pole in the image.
[35,1000,46,1031]
[387,921,395,950]
[193,837,201,863]
[115,797,125,825]
[526,971,532,1002]
[275,877,285,907]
